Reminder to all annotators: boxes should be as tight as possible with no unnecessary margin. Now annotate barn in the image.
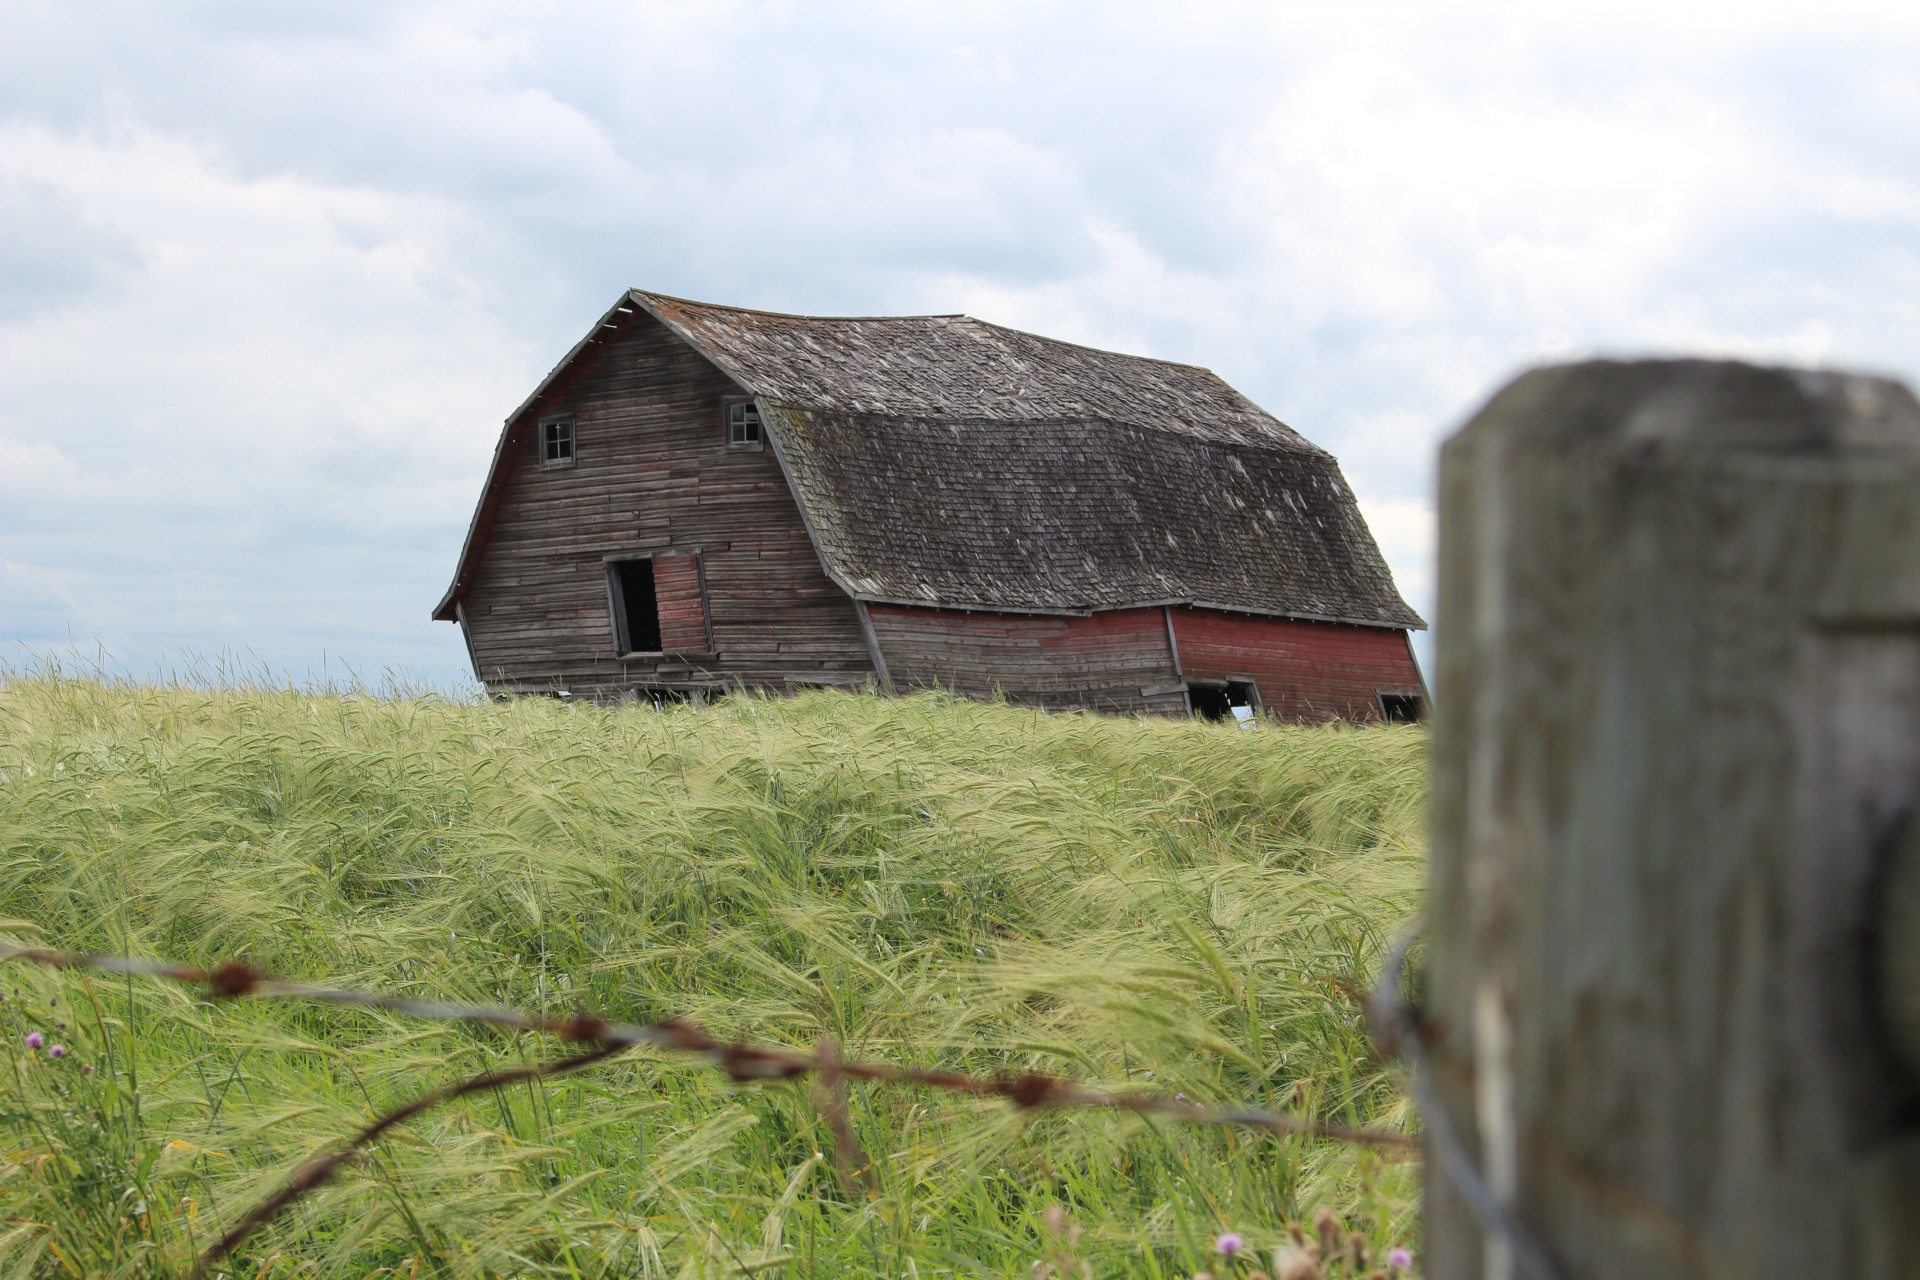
[433,290,1427,722]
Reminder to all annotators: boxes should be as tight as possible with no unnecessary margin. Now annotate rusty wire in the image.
[0,944,1418,1143]
[2,942,1415,1272]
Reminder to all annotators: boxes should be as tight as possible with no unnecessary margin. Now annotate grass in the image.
[0,676,1426,1279]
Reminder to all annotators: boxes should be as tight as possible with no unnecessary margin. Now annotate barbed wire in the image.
[0,944,1415,1142]
[1,942,1416,1275]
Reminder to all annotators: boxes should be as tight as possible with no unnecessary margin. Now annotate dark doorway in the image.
[610,559,662,653]
[1189,683,1232,720]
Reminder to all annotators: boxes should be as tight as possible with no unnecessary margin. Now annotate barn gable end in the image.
[442,306,875,700]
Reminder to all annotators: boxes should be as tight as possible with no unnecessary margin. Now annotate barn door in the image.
[650,552,713,655]
[607,552,713,657]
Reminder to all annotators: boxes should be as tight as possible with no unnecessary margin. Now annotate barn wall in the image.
[865,604,1188,714]
[458,312,875,698]
[1169,608,1424,724]
[867,603,1422,722]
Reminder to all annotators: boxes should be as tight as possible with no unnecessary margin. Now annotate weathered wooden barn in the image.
[433,290,1428,722]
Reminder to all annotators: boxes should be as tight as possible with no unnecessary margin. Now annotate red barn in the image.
[433,291,1427,722]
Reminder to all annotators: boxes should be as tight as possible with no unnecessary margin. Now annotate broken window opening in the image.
[725,399,763,451]
[1189,679,1259,723]
[609,559,662,654]
[1379,692,1426,725]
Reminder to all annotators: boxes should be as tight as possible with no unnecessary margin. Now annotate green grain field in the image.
[0,676,1426,1279]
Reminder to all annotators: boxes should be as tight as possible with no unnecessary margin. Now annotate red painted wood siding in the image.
[866,604,1186,714]
[868,603,1421,721]
[1169,607,1423,724]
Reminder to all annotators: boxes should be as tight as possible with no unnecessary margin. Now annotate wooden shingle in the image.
[628,291,1423,629]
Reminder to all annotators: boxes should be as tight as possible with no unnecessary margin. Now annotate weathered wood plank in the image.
[1429,360,1920,1279]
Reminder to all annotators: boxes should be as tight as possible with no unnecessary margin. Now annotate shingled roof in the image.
[437,291,1424,629]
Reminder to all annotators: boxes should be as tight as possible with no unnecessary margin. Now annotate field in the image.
[0,677,1426,1279]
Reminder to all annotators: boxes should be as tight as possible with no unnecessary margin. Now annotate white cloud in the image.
[2,0,1917,685]
[0,122,531,679]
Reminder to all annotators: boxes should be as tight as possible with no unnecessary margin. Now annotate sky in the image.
[4,1,1918,690]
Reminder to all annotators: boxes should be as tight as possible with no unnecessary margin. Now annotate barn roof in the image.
[636,292,1315,452]
[434,291,1424,629]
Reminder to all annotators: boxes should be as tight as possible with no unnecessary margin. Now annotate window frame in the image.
[722,396,764,452]
[539,413,576,469]
[1224,678,1261,714]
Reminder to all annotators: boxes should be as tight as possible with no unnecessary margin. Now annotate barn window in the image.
[724,398,763,451]
[540,415,575,468]
[1379,691,1426,724]
[607,559,662,654]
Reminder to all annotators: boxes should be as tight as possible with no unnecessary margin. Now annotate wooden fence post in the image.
[1426,359,1920,1280]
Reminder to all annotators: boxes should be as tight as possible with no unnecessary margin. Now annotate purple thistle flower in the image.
[24,1032,42,1050]
[81,1063,94,1076]
[1215,1232,1244,1258]
[47,1044,65,1058]
[1389,1246,1414,1271]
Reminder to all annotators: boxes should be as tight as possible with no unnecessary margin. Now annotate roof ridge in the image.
[629,290,1218,377]
[759,401,1328,456]
[960,317,1218,377]
[628,288,965,324]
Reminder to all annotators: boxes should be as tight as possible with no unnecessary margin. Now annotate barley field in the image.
[0,676,1426,1279]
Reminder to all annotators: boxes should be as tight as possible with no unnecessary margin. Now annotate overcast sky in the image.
[4,1,1917,690]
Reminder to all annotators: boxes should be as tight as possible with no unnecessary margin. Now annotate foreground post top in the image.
[1451,357,1920,458]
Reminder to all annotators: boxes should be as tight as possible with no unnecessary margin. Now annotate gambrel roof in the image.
[435,290,1425,630]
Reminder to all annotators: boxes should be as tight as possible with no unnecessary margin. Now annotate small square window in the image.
[725,399,764,451]
[540,416,575,468]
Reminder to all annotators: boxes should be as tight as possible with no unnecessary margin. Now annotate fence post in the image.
[1426,359,1920,1280]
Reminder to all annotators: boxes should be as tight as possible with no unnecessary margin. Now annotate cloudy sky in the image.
[4,1,1917,689]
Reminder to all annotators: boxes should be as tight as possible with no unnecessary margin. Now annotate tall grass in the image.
[0,677,1426,1278]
